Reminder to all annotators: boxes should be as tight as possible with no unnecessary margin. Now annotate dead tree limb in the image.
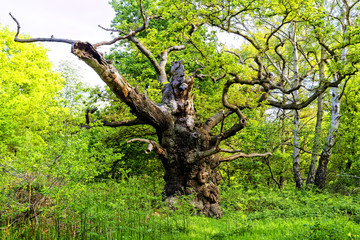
[220,152,272,162]
[127,138,168,157]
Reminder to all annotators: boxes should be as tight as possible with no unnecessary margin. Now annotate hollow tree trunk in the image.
[158,61,223,217]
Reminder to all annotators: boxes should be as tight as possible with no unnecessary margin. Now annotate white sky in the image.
[0,0,116,86]
[0,0,243,87]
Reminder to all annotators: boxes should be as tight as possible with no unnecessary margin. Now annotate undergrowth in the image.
[1,176,360,239]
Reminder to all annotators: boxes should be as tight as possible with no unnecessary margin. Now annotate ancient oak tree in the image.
[10,0,359,216]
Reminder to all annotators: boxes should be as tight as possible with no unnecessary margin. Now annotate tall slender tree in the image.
[314,0,358,189]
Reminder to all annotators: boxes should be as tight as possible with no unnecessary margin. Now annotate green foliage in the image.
[2,177,360,239]
[107,0,224,114]
[0,26,64,157]
[56,60,94,114]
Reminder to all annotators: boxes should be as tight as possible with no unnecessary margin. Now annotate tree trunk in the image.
[314,86,341,189]
[291,23,303,189]
[292,109,303,189]
[306,47,325,186]
[314,29,348,189]
[70,43,224,216]
[158,61,223,217]
[306,93,324,186]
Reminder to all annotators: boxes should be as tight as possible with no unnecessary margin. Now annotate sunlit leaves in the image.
[0,26,64,156]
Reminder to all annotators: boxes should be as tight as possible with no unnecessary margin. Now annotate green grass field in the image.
[1,177,360,239]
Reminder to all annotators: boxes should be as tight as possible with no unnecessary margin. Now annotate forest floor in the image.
[1,176,360,239]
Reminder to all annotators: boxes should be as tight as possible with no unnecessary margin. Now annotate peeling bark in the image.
[314,11,350,188]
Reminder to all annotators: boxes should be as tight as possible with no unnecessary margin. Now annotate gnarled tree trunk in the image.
[157,61,223,217]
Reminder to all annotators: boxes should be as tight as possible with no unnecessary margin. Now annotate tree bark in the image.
[306,93,324,186]
[9,0,359,217]
[66,41,225,216]
[11,25,237,217]
[73,43,224,216]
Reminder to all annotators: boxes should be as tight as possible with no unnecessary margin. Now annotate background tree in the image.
[313,0,359,189]
[201,0,360,189]
[0,25,63,159]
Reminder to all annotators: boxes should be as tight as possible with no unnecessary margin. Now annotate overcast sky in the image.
[1,0,116,85]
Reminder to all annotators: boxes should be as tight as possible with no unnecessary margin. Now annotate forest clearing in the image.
[1,0,360,239]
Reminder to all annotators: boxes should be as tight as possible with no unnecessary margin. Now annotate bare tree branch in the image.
[263,156,282,189]
[82,119,145,129]
[103,119,145,127]
[285,143,320,156]
[127,138,168,157]
[10,14,171,129]
[222,80,247,122]
[267,75,351,109]
[158,45,186,83]
[210,123,245,145]
[9,13,76,44]
[219,152,272,162]
[203,110,233,132]
[83,108,145,129]
[225,50,245,64]
[93,0,153,48]
[95,10,186,83]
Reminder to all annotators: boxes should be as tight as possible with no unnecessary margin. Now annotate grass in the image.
[1,176,360,239]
